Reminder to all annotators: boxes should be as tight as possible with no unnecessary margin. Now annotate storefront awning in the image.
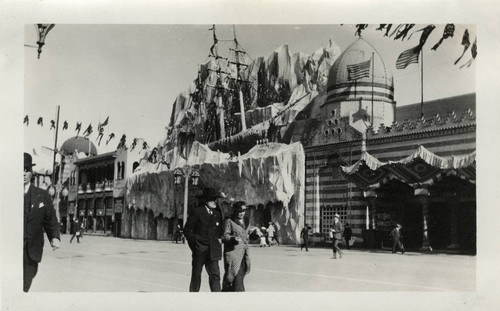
[341,145,476,190]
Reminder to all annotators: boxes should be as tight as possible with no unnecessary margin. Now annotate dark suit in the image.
[300,227,309,251]
[332,221,344,257]
[24,184,60,292]
[390,227,404,254]
[183,205,223,292]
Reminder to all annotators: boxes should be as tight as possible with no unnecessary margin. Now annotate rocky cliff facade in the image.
[125,142,305,244]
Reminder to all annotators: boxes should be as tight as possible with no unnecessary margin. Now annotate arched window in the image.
[324,130,329,136]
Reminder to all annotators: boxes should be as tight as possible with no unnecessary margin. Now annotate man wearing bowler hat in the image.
[183,187,224,292]
[23,152,61,292]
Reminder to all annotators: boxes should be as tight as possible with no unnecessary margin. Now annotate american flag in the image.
[396,45,420,69]
[347,59,371,80]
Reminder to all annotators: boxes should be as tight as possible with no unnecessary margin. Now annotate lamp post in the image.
[173,166,200,226]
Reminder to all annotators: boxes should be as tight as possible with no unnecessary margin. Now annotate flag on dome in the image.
[396,45,420,69]
[347,59,371,80]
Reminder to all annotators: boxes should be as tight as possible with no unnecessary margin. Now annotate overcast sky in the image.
[24,24,476,170]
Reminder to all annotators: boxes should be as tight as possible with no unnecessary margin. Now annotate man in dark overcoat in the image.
[390,224,405,254]
[183,188,224,292]
[23,152,61,292]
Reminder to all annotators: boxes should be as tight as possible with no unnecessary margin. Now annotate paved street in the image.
[31,234,475,292]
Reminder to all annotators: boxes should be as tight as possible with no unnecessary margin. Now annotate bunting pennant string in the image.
[96,127,105,146]
[388,24,403,38]
[383,24,393,37]
[25,112,156,161]
[454,29,471,65]
[432,24,455,51]
[355,24,368,37]
[460,37,477,69]
[75,122,82,136]
[117,134,127,149]
[130,138,138,151]
[106,133,115,145]
[83,124,93,138]
[393,24,415,41]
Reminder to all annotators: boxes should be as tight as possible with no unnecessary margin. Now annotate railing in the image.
[78,181,114,195]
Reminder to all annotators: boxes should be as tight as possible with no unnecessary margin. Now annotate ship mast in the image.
[208,25,228,140]
[229,25,249,132]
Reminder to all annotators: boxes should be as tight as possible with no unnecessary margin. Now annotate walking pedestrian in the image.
[390,224,405,254]
[330,214,343,259]
[258,227,268,247]
[70,218,81,243]
[221,201,251,292]
[266,222,276,246]
[300,224,310,251]
[23,152,61,292]
[183,188,224,292]
[343,223,353,249]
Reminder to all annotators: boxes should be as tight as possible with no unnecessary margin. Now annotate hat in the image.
[334,214,340,218]
[24,152,36,169]
[232,201,247,213]
[198,188,222,201]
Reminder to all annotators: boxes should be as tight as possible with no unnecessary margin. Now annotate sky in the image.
[24,24,476,171]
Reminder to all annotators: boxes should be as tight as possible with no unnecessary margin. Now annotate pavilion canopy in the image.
[341,145,476,190]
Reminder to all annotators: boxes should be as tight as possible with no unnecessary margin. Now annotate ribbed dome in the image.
[326,38,394,103]
[60,136,98,156]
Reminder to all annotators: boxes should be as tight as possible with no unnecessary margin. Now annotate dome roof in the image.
[60,136,98,156]
[326,38,394,103]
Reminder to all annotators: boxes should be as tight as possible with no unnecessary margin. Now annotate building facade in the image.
[67,146,134,237]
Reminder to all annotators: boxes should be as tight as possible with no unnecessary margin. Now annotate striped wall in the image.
[304,123,476,242]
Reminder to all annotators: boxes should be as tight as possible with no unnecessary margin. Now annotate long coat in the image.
[390,228,402,241]
[24,185,60,263]
[222,217,251,283]
[183,205,223,261]
[332,221,344,240]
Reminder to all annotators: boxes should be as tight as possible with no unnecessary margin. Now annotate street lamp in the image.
[173,166,200,225]
[35,24,55,59]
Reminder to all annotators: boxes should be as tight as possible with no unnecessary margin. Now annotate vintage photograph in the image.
[21,23,477,295]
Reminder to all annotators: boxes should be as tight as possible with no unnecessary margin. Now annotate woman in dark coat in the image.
[221,201,251,292]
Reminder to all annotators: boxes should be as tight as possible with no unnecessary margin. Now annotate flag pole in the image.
[52,105,60,185]
[371,52,374,127]
[420,48,424,119]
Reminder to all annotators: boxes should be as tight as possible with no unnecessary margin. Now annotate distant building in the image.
[60,136,136,237]
[126,37,476,252]
[292,40,476,252]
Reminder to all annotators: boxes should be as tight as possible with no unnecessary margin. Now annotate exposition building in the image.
[123,38,475,253]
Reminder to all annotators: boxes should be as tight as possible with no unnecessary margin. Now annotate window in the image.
[334,119,339,125]
[331,110,336,116]
[116,162,121,180]
[121,161,125,179]
[337,128,342,134]
[324,130,329,136]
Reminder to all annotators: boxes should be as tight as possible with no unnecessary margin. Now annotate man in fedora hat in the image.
[23,152,61,292]
[330,213,344,259]
[183,187,224,292]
